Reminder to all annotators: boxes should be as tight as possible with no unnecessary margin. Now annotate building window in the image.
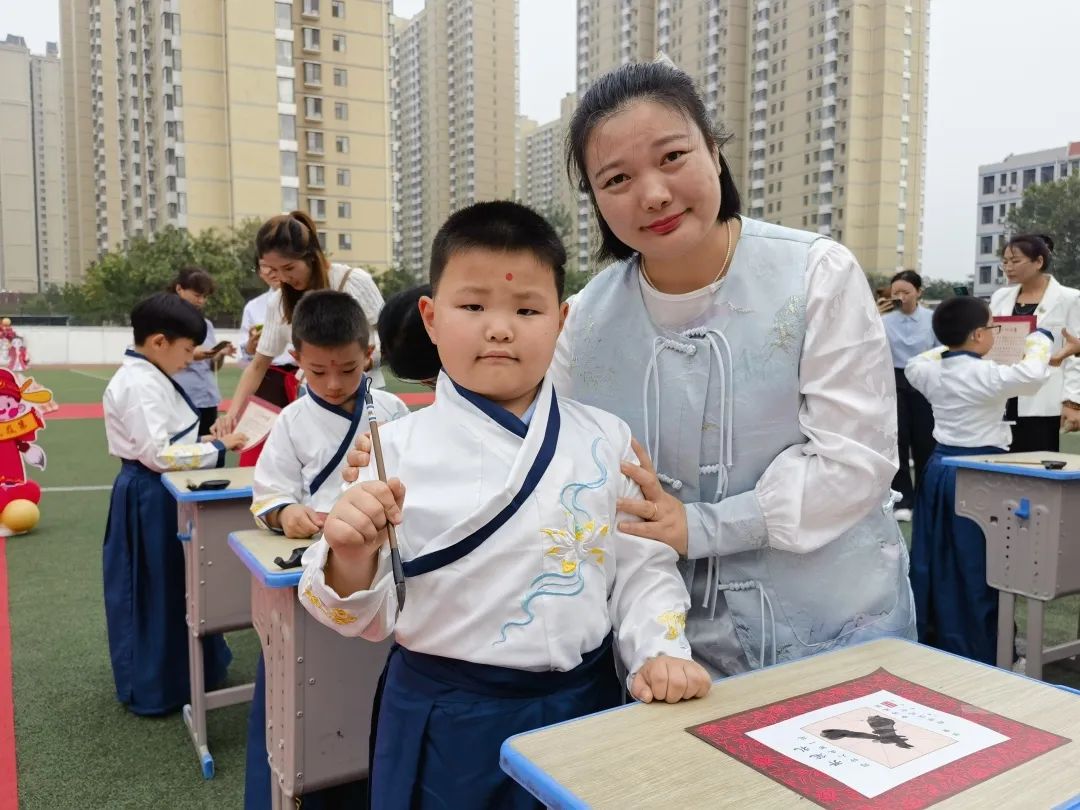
[308,165,325,187]
[336,168,350,186]
[302,0,320,17]
[306,131,324,154]
[1010,171,1017,184]
[304,62,322,86]
[302,28,321,51]
[309,198,327,221]
[276,40,293,67]
[337,201,351,219]
[332,34,346,52]
[1040,165,1055,183]
[335,135,349,154]
[333,68,347,87]
[304,96,323,120]
[334,102,348,120]
[275,2,292,28]
[980,235,993,255]
[339,233,352,250]
[1023,168,1036,188]
[981,206,993,225]
[332,0,345,17]
[282,186,298,211]
[279,113,296,141]
[281,151,298,176]
[981,175,994,195]
[979,265,992,285]
[277,77,294,104]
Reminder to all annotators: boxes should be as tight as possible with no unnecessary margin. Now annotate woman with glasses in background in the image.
[989,234,1080,450]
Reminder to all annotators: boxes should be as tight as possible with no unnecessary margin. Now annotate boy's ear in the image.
[418,295,437,345]
[147,332,169,351]
[288,348,299,364]
[365,345,374,360]
[557,300,570,332]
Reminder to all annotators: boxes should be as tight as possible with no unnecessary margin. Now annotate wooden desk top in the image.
[942,451,1080,480]
[229,529,314,589]
[502,639,1080,809]
[162,467,255,501]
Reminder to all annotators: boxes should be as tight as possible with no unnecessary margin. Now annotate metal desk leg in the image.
[997,591,1016,669]
[1025,598,1046,681]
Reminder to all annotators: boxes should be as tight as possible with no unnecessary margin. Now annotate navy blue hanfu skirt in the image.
[910,444,1004,665]
[245,654,368,809]
[102,460,232,715]
[371,635,622,810]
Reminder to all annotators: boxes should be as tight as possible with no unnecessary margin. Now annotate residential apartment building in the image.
[574,0,929,278]
[392,0,519,275]
[0,37,67,292]
[516,93,578,265]
[973,142,1080,299]
[60,0,394,282]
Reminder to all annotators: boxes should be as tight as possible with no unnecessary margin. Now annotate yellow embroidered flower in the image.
[657,610,687,641]
[302,586,358,626]
[540,511,608,576]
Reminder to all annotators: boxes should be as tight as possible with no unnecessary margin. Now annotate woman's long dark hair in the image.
[255,210,330,323]
[566,61,741,263]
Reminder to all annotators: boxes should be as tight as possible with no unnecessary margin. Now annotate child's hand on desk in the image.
[631,656,711,704]
[279,504,325,539]
[324,479,405,561]
[221,432,248,451]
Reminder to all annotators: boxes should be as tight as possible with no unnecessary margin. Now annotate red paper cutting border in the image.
[687,668,1071,810]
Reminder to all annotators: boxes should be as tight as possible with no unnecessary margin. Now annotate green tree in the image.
[372,265,422,299]
[1006,173,1080,289]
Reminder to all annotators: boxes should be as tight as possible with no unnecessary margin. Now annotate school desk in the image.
[228,529,391,809]
[500,638,1080,809]
[161,467,256,779]
[944,451,1080,679]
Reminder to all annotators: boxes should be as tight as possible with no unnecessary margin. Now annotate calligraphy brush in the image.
[364,387,406,614]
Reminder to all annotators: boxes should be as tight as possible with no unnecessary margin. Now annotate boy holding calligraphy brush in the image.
[298,201,710,809]
[905,295,1080,665]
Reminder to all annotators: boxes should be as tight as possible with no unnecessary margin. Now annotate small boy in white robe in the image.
[102,293,247,715]
[245,289,407,809]
[299,201,711,809]
[906,295,1080,665]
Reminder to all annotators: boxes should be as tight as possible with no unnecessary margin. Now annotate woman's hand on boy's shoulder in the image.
[631,655,711,704]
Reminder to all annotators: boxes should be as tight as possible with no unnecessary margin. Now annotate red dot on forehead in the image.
[505,273,514,281]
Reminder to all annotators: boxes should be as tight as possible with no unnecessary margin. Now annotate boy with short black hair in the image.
[906,295,1080,664]
[299,201,710,808]
[102,292,247,715]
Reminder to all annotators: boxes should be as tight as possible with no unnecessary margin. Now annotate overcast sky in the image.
[5,0,1079,281]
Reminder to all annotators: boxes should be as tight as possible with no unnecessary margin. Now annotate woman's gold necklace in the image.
[640,218,734,292]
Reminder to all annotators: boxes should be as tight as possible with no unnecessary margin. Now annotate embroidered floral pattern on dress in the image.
[656,609,689,648]
[302,586,359,626]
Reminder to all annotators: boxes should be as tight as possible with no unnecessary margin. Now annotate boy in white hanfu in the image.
[299,201,711,809]
[245,289,408,808]
[102,293,247,715]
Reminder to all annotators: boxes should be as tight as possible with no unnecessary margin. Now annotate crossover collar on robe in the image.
[307,376,370,496]
[124,348,200,440]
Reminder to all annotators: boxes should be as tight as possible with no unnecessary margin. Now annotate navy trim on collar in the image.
[126,348,200,418]
[309,377,370,496]
[402,390,561,578]
[942,350,981,360]
[451,380,532,439]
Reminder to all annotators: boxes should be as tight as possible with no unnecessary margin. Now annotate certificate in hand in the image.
[984,315,1037,365]
[235,396,281,452]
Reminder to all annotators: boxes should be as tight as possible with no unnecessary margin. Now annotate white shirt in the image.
[239,291,294,367]
[299,374,693,678]
[552,239,898,556]
[905,332,1053,449]
[252,382,409,526]
[104,351,226,472]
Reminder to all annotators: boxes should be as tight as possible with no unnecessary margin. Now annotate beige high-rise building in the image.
[574,0,929,277]
[0,37,67,292]
[516,93,578,268]
[392,0,519,275]
[60,0,394,281]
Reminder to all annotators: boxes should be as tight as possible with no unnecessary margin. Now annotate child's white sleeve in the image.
[607,440,694,682]
[297,538,397,640]
[1062,297,1080,402]
[904,346,946,396]
[985,330,1054,397]
[128,385,225,471]
[251,417,305,531]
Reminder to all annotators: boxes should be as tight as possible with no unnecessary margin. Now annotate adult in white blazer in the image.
[989,233,1080,450]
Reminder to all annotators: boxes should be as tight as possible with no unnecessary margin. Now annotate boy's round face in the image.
[421,249,568,415]
[294,342,368,405]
